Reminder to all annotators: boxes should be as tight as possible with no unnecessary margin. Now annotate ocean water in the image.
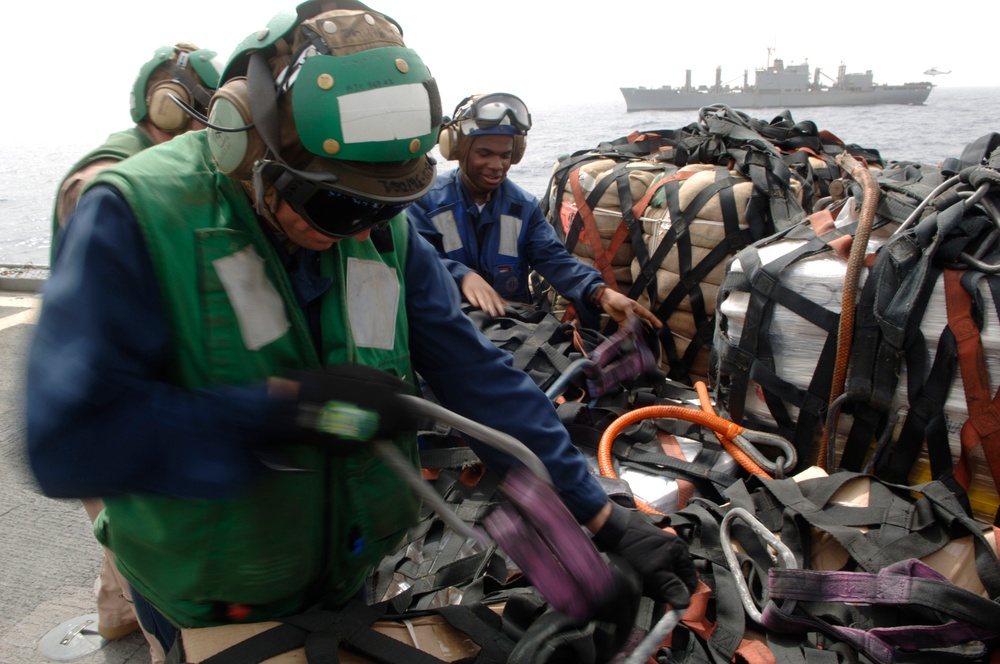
[2,87,998,267]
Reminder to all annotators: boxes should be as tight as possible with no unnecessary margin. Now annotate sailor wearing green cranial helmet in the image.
[130,42,223,132]
[206,0,442,238]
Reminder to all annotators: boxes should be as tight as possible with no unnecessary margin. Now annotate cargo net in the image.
[712,133,1000,525]
[538,106,859,386]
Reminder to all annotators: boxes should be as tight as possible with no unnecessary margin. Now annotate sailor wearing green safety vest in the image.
[46,41,222,660]
[52,42,223,257]
[25,1,698,656]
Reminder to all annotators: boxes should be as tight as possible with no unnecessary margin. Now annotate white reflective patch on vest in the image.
[498,215,522,257]
[431,210,463,254]
[338,84,432,143]
[347,258,399,350]
[213,247,290,351]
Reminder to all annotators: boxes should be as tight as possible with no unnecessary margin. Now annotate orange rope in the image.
[694,381,771,479]
[819,153,878,470]
[597,404,746,515]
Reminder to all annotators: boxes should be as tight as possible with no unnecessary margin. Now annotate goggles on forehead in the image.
[258,161,408,238]
[456,93,532,133]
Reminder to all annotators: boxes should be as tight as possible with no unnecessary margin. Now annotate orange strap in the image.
[944,270,1000,493]
[629,169,696,221]
[663,581,777,664]
[568,168,621,288]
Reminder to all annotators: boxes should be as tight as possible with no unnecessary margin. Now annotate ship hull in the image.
[620,84,933,112]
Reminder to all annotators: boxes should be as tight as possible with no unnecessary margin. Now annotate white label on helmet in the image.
[347,257,399,350]
[213,246,290,351]
[338,84,431,143]
[498,215,522,257]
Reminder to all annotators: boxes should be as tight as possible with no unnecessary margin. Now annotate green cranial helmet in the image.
[218,1,443,204]
[130,43,223,123]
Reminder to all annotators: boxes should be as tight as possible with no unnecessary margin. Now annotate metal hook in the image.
[719,507,798,624]
[732,429,797,476]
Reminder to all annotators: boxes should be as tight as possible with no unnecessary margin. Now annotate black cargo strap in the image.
[838,253,939,477]
[418,446,482,473]
[668,472,1000,664]
[715,218,851,468]
[744,472,1000,591]
[369,469,510,610]
[668,494,844,664]
[186,601,452,664]
[848,161,946,228]
[626,166,762,384]
[595,128,689,157]
[668,500,754,663]
[960,131,1000,169]
[436,603,515,663]
[700,110,806,232]
[845,181,1000,499]
[463,304,597,393]
[764,559,1000,664]
[613,164,653,268]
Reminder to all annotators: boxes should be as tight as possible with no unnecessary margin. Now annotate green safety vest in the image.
[91,131,420,628]
[51,126,153,259]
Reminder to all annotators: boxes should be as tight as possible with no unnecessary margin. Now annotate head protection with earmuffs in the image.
[438,92,531,167]
[130,42,223,134]
[206,0,442,238]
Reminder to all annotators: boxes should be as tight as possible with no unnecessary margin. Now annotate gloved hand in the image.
[284,365,419,449]
[591,501,698,609]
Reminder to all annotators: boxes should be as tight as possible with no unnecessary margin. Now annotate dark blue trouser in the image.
[130,585,178,656]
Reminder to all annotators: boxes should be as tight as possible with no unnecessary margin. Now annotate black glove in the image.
[591,502,697,609]
[285,365,418,450]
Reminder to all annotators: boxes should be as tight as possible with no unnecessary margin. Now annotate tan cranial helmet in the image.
[207,1,443,236]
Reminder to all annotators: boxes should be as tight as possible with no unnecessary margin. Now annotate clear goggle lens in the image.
[464,93,532,132]
[259,161,408,238]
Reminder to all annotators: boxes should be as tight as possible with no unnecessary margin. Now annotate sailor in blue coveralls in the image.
[408,92,661,331]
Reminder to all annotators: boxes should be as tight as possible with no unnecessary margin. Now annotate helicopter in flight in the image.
[923,67,952,76]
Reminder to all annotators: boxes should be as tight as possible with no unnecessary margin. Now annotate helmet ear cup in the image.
[437,125,458,161]
[512,135,526,165]
[147,80,192,133]
[440,124,525,164]
[206,78,265,179]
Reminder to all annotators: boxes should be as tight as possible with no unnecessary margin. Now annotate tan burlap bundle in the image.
[629,165,802,382]
[546,158,672,318]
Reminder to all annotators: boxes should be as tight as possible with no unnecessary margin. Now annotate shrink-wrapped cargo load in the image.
[712,140,1000,524]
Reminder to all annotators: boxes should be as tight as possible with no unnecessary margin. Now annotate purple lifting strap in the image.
[584,316,658,397]
[483,466,617,621]
[762,559,1000,664]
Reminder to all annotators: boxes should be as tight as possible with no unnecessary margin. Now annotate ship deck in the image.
[0,279,153,663]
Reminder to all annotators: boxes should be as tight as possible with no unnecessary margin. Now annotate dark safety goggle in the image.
[258,161,408,238]
[459,93,532,132]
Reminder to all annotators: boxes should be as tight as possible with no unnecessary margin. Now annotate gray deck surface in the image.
[0,287,152,663]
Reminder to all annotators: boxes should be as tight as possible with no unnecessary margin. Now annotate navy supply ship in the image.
[621,59,933,112]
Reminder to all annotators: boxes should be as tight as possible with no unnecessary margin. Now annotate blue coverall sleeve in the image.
[405,201,473,292]
[25,186,276,500]
[402,219,609,523]
[521,200,605,312]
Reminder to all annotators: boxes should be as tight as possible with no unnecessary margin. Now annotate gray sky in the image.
[2,0,995,146]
